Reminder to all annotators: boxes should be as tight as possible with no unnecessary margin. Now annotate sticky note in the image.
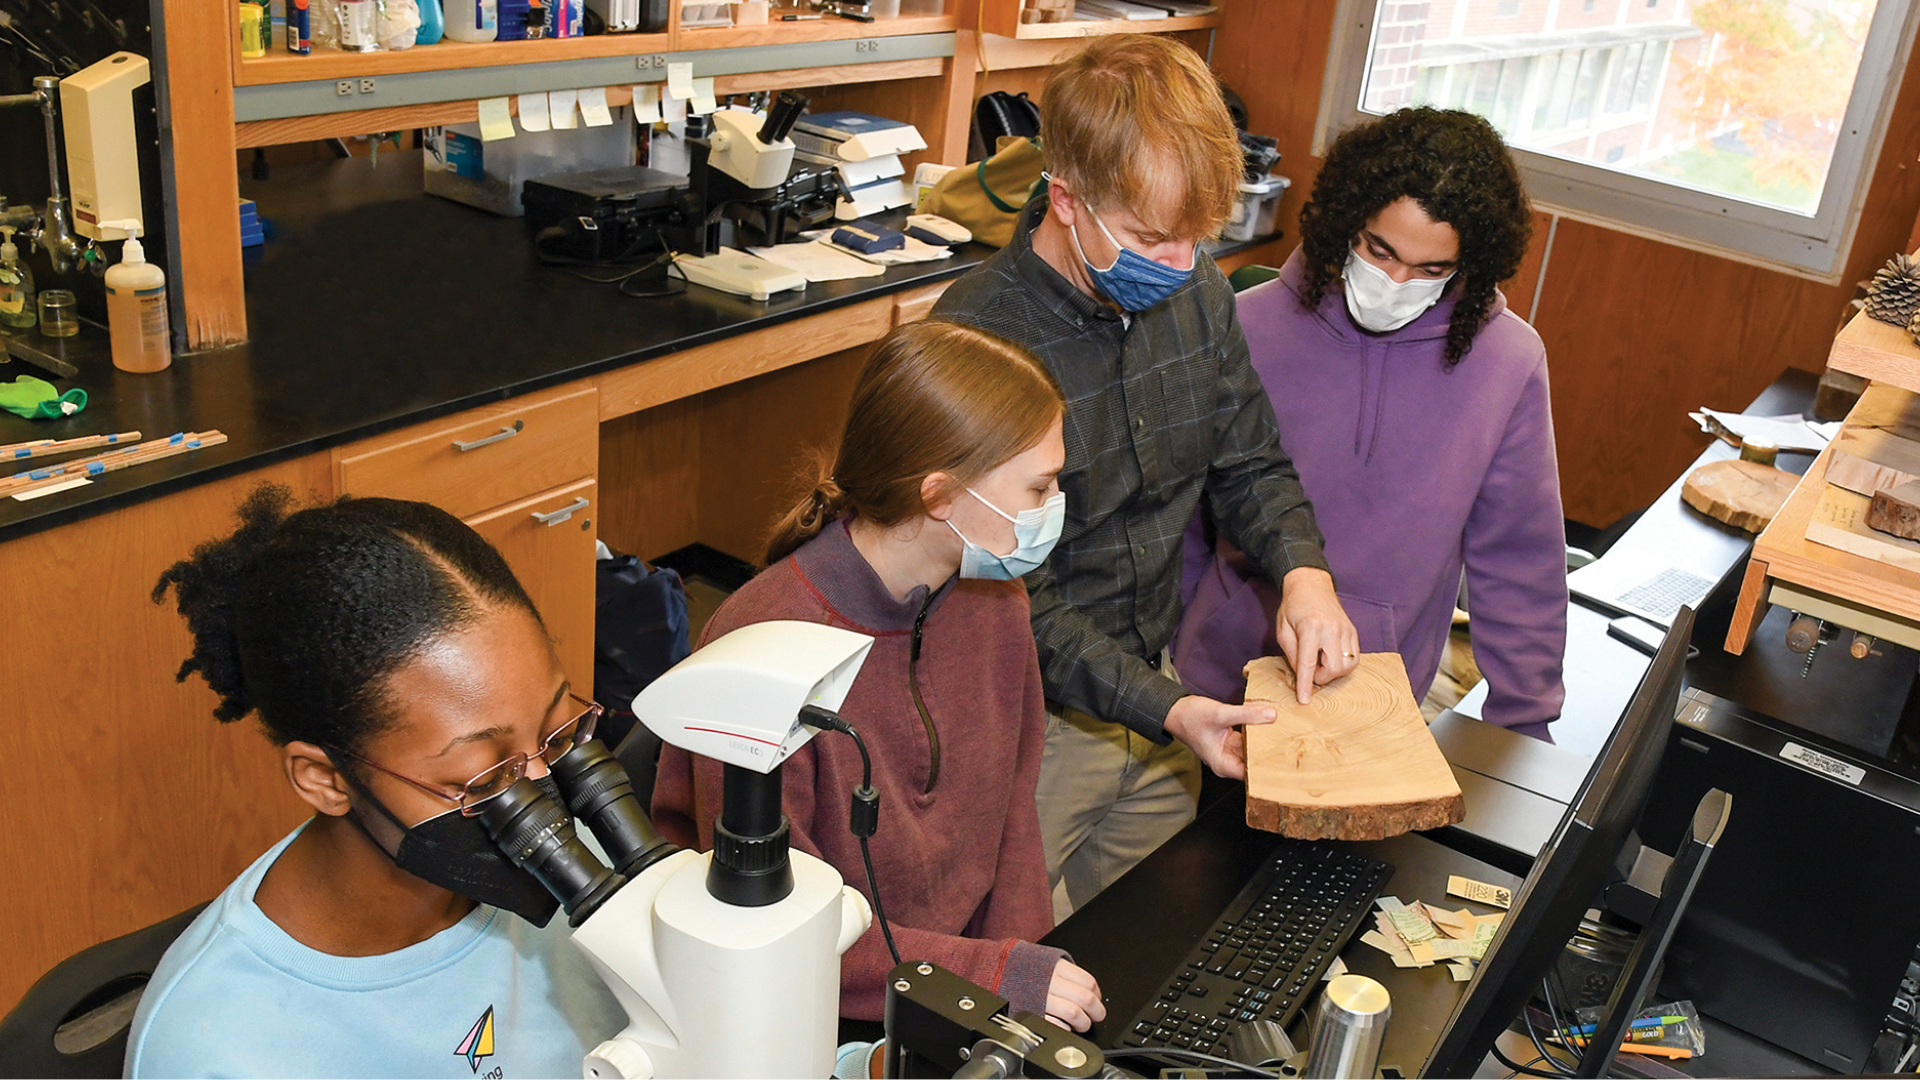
[661,93,687,123]
[1469,919,1498,960]
[1377,896,1437,943]
[549,89,579,129]
[1430,938,1477,959]
[1406,941,1438,965]
[517,92,550,132]
[666,61,695,99]
[1321,956,1348,981]
[690,76,717,116]
[1449,962,1474,982]
[633,84,661,122]
[477,96,515,141]
[579,86,613,127]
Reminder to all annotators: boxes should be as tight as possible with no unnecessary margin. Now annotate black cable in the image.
[1100,1047,1279,1077]
[799,705,901,966]
[1494,1044,1569,1078]
[1534,977,1580,1076]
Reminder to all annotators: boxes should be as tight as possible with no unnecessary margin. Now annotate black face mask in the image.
[340,770,563,927]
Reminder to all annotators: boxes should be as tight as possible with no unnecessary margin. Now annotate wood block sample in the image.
[1868,480,1920,541]
[1828,425,1920,498]
[1681,460,1799,533]
[1243,654,1464,841]
[1806,483,1920,573]
[1846,383,1920,444]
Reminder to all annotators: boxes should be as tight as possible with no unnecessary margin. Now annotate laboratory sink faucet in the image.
[0,75,104,276]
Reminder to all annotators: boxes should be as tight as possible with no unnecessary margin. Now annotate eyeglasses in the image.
[331,692,603,816]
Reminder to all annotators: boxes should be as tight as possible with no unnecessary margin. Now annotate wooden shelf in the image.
[1003,13,1221,37]
[1726,399,1920,653]
[677,14,955,48]
[236,33,674,86]
[1829,305,1920,394]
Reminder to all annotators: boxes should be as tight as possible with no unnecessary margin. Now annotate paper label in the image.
[661,92,687,124]
[690,77,717,116]
[1376,896,1436,942]
[1447,875,1512,909]
[1448,962,1475,982]
[1779,741,1866,785]
[1469,919,1498,960]
[517,93,550,132]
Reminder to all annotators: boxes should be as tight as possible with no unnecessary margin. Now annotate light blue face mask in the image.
[949,488,1066,580]
[1069,203,1197,312]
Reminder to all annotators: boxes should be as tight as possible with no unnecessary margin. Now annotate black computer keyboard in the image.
[1119,839,1393,1056]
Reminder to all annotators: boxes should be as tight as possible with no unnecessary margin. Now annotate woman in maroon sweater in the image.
[651,320,1105,1031]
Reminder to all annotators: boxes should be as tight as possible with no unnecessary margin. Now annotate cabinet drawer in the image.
[467,478,598,689]
[336,384,598,520]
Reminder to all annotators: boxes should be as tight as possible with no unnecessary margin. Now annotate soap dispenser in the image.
[103,220,171,372]
[0,226,35,330]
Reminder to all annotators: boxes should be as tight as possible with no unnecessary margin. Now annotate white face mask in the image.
[1342,249,1454,333]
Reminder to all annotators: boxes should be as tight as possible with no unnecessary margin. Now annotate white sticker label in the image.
[1780,741,1865,786]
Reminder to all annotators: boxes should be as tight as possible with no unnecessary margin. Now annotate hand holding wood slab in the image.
[1243,653,1464,840]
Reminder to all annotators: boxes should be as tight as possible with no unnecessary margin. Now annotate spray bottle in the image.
[102,220,170,372]
[0,226,35,330]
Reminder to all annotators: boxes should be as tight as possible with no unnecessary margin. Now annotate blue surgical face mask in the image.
[949,488,1066,580]
[1069,203,1196,312]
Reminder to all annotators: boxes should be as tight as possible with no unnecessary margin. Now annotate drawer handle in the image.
[453,420,524,452]
[531,496,590,527]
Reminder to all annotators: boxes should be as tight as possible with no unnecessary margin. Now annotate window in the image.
[1323,0,1920,279]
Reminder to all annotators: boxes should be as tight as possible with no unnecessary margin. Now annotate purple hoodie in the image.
[1173,247,1567,739]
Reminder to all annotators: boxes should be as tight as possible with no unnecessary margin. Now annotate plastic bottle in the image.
[102,221,171,373]
[0,226,34,330]
[444,0,497,41]
[416,0,445,44]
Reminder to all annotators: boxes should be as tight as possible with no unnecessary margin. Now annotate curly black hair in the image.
[1298,107,1532,366]
[152,485,541,754]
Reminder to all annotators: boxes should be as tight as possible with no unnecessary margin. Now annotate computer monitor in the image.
[1421,606,1697,1078]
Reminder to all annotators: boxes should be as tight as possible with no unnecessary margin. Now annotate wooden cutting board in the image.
[1681,459,1799,533]
[1243,653,1464,841]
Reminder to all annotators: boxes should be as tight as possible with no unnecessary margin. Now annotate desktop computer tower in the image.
[1638,689,1920,1072]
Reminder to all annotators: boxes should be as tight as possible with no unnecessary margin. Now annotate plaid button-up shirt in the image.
[934,198,1330,741]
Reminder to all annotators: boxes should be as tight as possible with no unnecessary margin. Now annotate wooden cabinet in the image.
[467,477,600,686]
[333,381,601,686]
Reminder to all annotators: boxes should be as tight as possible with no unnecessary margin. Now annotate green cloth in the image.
[0,375,86,419]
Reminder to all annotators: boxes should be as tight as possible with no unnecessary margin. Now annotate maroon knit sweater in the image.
[651,520,1064,1021]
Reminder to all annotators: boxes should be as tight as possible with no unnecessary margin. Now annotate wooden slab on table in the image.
[1845,383,1920,444]
[1827,425,1920,497]
[1243,654,1464,841]
[1830,305,1920,394]
[1806,484,1920,573]
[1681,460,1798,532]
[1868,480,1920,541]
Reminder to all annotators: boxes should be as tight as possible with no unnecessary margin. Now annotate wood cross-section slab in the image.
[1244,654,1464,841]
[1681,460,1798,533]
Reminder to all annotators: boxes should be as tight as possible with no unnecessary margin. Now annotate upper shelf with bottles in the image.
[232,1,955,88]
[978,0,1220,39]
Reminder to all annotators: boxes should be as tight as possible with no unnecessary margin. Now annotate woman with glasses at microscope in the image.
[651,320,1108,1040]
[127,489,625,1077]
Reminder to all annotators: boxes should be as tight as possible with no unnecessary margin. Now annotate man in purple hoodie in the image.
[1175,107,1567,740]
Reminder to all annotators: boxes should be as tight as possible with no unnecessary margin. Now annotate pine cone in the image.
[1867,254,1920,327]
[1908,304,1920,347]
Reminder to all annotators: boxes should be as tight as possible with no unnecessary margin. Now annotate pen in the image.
[1616,1043,1692,1060]
[781,11,823,17]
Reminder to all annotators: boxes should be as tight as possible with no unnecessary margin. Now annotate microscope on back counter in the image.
[521,90,842,300]
[468,619,1108,1079]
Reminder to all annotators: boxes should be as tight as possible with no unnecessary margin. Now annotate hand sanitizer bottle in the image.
[103,220,171,372]
[0,226,35,330]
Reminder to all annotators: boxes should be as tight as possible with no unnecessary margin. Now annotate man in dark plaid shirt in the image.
[935,35,1359,916]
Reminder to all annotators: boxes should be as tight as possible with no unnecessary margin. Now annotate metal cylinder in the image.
[1302,974,1390,1079]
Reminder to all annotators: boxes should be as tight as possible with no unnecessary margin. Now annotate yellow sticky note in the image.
[579,86,613,127]
[517,92,550,132]
[690,77,717,116]
[661,92,687,124]
[666,61,695,99]
[477,96,515,141]
[632,84,660,122]
[549,89,579,130]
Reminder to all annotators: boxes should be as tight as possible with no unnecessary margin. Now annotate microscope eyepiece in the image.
[549,738,680,879]
[474,777,625,926]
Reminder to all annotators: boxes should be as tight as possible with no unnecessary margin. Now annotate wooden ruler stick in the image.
[2,430,143,462]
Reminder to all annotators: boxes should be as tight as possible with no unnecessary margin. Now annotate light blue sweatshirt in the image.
[125,821,625,1079]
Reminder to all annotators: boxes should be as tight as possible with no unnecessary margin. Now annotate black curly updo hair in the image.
[153,485,542,755]
[1298,107,1532,366]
